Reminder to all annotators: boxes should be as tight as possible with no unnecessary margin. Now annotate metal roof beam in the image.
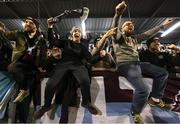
[4,2,21,19]
[136,0,167,33]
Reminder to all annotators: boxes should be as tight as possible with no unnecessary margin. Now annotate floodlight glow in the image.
[22,21,25,27]
[161,21,180,37]
[81,20,86,36]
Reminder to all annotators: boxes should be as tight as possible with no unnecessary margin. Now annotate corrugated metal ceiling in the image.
[0,0,180,43]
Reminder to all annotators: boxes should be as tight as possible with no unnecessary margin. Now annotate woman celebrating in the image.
[34,20,101,119]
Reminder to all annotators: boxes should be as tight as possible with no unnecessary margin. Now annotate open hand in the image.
[104,27,117,38]
[162,18,173,26]
[47,48,62,59]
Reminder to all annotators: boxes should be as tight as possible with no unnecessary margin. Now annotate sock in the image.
[151,97,160,102]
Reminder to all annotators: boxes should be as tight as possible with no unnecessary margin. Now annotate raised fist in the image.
[115,1,127,15]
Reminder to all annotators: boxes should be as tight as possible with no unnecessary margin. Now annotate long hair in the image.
[69,26,82,40]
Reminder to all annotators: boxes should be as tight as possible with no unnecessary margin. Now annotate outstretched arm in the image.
[136,18,173,42]
[167,44,180,52]
[47,17,56,48]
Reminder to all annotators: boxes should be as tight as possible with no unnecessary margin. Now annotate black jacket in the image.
[0,32,12,70]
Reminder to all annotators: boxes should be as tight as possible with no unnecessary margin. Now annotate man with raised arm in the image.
[109,1,173,123]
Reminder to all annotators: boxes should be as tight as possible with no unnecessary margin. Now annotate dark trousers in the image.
[55,74,79,106]
[118,62,168,114]
[57,76,79,123]
[9,62,38,122]
[44,62,91,107]
[9,61,35,90]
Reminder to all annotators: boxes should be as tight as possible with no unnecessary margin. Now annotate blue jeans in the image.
[118,62,168,114]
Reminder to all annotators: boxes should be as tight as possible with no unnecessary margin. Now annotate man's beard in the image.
[150,48,160,53]
[124,29,134,36]
[24,27,34,33]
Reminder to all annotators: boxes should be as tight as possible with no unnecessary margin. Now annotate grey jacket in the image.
[111,13,164,64]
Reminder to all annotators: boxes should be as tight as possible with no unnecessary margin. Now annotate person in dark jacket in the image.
[0,22,13,70]
[4,17,48,103]
[139,37,180,74]
[139,36,180,112]
[1,17,48,123]
[34,25,102,119]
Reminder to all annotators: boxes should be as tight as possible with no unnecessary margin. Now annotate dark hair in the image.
[25,17,39,29]
[146,37,160,47]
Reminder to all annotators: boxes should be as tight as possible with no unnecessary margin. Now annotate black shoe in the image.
[82,103,98,115]
[34,106,53,120]
[171,106,180,113]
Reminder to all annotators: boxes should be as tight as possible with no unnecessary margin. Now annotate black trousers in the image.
[56,75,80,123]
[9,61,36,90]
[55,73,79,106]
[44,62,91,107]
[9,61,37,122]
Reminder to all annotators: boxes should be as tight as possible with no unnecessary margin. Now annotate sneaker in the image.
[171,106,180,113]
[148,98,172,110]
[13,90,29,103]
[131,113,144,124]
[34,106,53,120]
[82,102,98,115]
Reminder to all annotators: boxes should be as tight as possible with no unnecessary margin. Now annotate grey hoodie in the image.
[111,13,164,64]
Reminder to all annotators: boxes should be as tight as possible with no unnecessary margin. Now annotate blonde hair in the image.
[69,26,82,40]
[121,21,133,29]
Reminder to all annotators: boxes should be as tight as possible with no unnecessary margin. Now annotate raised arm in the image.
[47,17,65,48]
[47,17,56,48]
[136,18,173,42]
[111,1,127,29]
